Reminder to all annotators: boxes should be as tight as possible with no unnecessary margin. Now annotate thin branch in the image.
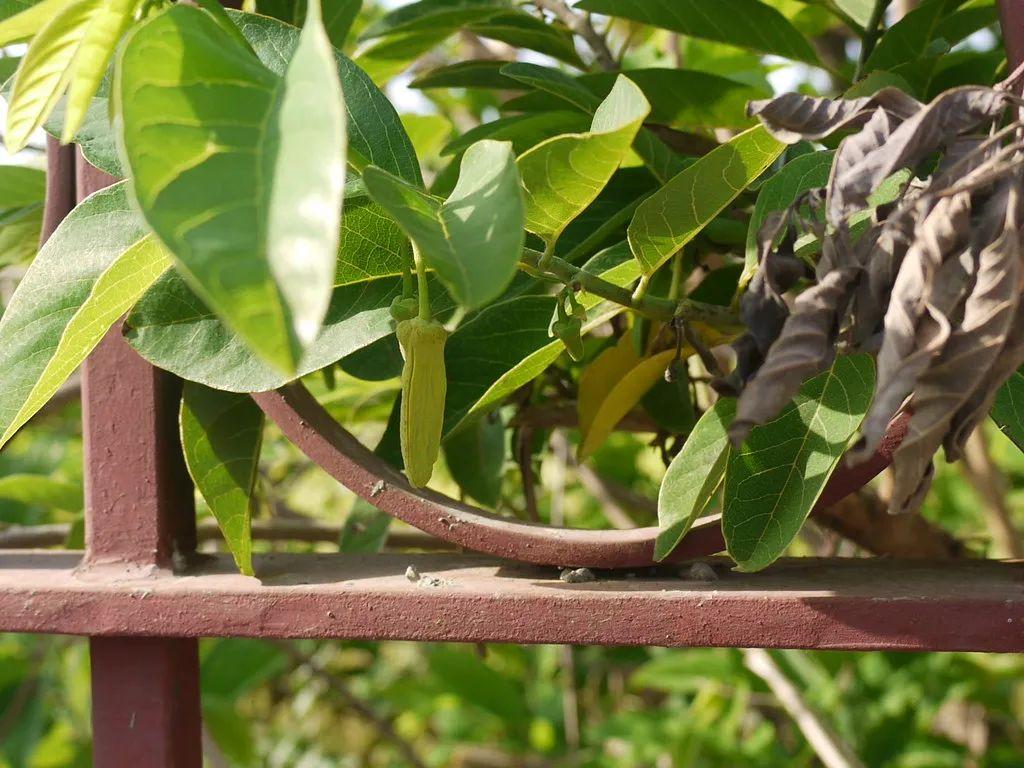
[533,0,616,70]
[855,0,894,80]
[743,648,866,768]
[510,403,660,433]
[959,429,1024,559]
[519,249,743,330]
[814,487,966,559]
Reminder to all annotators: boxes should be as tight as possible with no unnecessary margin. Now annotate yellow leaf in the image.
[577,333,638,439]
[577,333,693,459]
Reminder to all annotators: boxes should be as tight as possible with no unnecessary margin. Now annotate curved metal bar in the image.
[254,384,908,568]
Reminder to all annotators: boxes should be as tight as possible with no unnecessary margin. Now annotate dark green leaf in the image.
[577,0,821,64]
[629,126,784,275]
[723,354,875,572]
[181,383,263,576]
[655,399,734,561]
[443,413,505,506]
[990,369,1024,453]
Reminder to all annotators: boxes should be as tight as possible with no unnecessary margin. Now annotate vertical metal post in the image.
[1000,0,1024,80]
[70,152,203,767]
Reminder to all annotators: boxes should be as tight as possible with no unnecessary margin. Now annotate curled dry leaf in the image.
[747,88,920,144]
[730,80,1024,513]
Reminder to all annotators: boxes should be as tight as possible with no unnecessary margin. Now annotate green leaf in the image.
[360,0,508,39]
[258,0,361,49]
[181,383,263,576]
[0,164,45,207]
[0,183,170,449]
[655,398,735,561]
[0,0,70,47]
[990,369,1024,453]
[443,286,625,436]
[723,354,875,572]
[117,3,346,374]
[518,75,649,246]
[865,0,963,72]
[740,150,834,291]
[628,126,784,276]
[501,61,600,111]
[338,498,391,552]
[125,182,433,392]
[443,413,505,507]
[0,474,81,512]
[230,9,420,183]
[127,271,454,393]
[60,0,138,142]
[830,0,874,28]
[577,0,821,64]
[411,60,522,90]
[5,0,96,153]
[441,111,589,158]
[503,68,768,131]
[470,11,582,66]
[363,140,524,308]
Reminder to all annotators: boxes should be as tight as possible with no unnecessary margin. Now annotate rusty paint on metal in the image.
[91,637,202,768]
[1,551,1023,652]
[254,385,908,567]
[74,150,203,768]
[42,137,75,243]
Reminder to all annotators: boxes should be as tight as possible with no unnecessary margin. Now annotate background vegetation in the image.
[3,0,1024,765]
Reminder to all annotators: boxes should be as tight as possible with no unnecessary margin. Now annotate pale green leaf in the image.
[0,183,170,448]
[5,0,97,153]
[628,126,784,275]
[0,0,70,47]
[577,0,821,64]
[655,398,735,561]
[363,139,524,308]
[865,0,969,73]
[230,9,420,183]
[723,354,875,572]
[60,0,137,142]
[181,382,263,576]
[117,3,345,373]
[0,474,81,512]
[0,164,45,207]
[518,75,649,246]
[265,0,347,346]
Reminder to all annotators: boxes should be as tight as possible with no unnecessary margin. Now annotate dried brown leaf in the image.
[854,193,972,459]
[833,87,1007,218]
[747,88,921,144]
[890,180,1022,512]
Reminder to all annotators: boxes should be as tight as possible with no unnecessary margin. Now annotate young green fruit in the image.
[390,296,419,322]
[397,317,448,487]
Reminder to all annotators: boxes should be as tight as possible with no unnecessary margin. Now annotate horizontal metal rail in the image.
[2,551,1023,652]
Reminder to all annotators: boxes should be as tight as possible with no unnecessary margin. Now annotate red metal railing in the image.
[3,4,1024,765]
